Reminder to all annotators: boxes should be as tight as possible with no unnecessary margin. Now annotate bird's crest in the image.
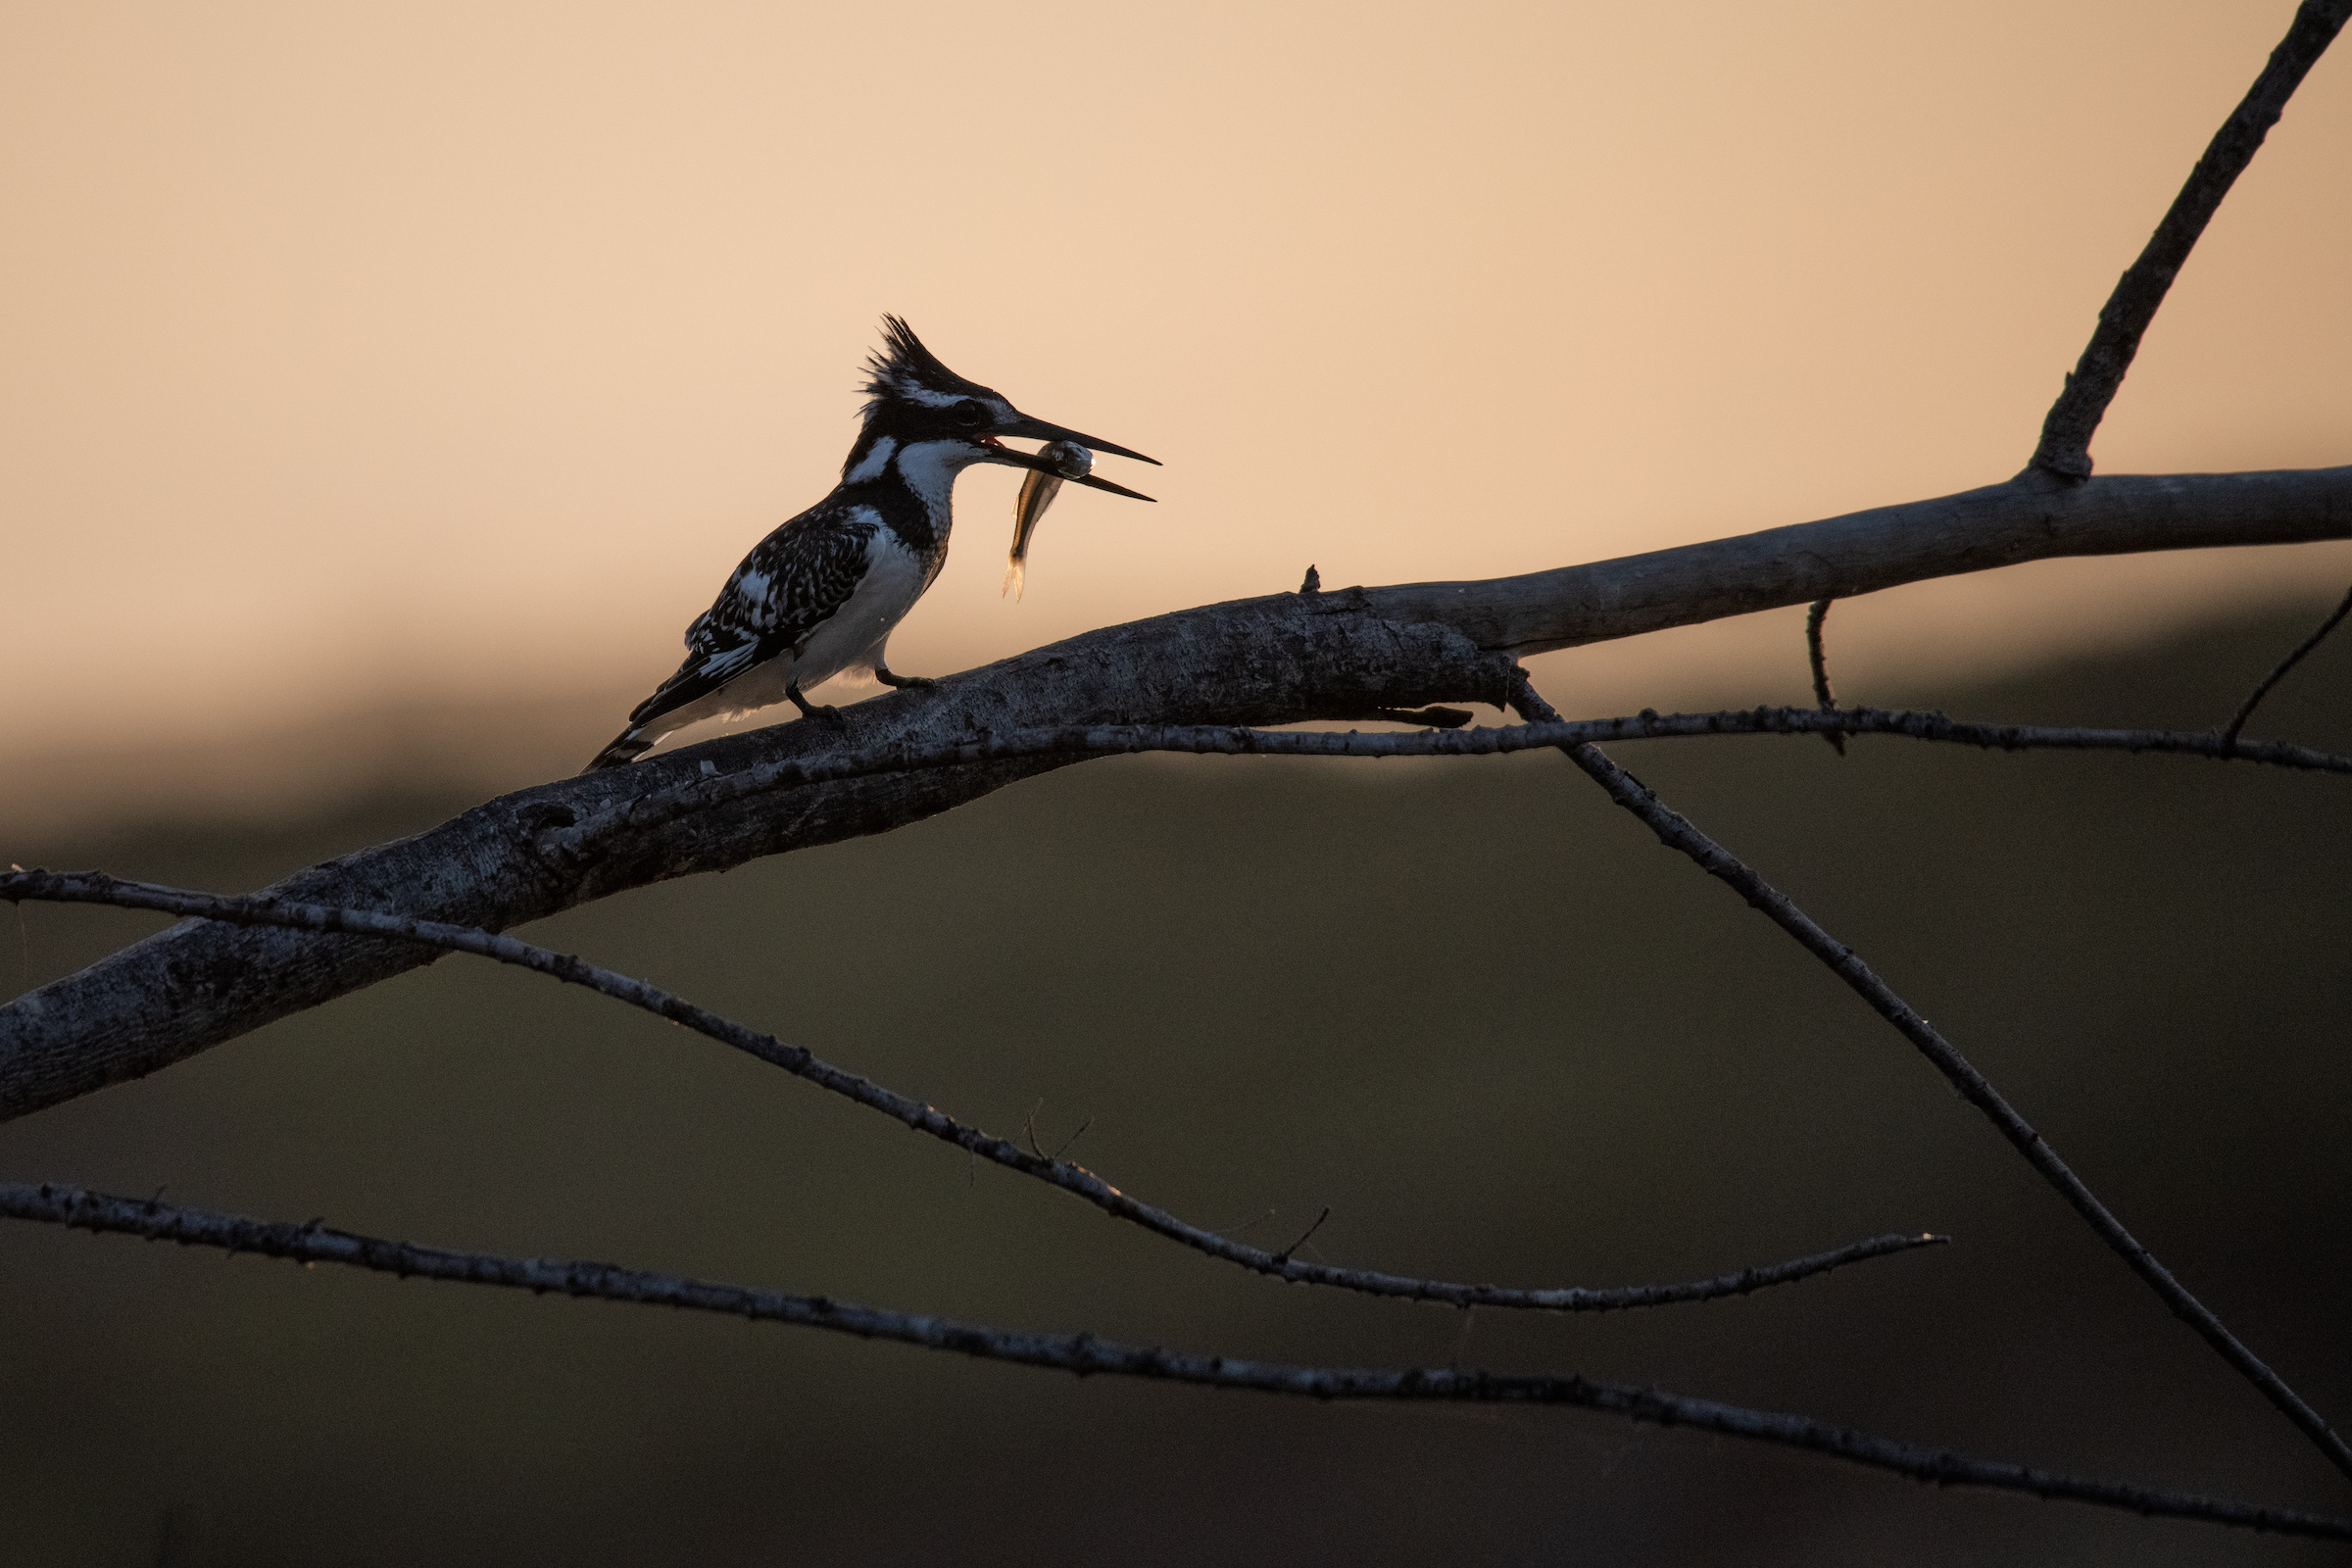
[860,316,990,414]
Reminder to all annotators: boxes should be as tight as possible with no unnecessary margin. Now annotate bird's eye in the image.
[953,400,989,427]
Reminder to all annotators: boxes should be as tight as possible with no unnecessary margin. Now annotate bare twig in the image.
[1507,678,2352,1485]
[1363,705,1477,728]
[7,1181,2345,1542]
[2220,581,2352,750]
[572,709,2350,860]
[1804,599,1846,756]
[0,870,1943,1315]
[1272,1206,1331,1266]
[2030,1,2352,479]
[1049,1119,1092,1162]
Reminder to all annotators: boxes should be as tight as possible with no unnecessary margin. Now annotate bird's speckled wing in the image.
[623,499,879,728]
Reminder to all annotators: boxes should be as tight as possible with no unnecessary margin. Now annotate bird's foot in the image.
[872,666,936,691]
[786,683,848,728]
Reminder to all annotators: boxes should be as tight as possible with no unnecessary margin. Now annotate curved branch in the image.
[5,465,2347,1122]
[1506,682,2352,1485]
[1804,599,1846,757]
[5,1182,2344,1541]
[0,870,1942,1313]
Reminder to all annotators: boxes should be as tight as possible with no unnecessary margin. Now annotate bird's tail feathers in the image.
[583,726,656,772]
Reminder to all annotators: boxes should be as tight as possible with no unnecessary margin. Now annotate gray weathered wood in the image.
[1362,466,2352,653]
[5,465,2348,1121]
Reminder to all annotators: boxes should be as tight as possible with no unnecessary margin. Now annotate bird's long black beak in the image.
[989,413,1158,501]
[1000,414,1156,466]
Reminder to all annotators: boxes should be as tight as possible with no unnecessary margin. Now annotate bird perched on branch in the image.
[586,317,1156,770]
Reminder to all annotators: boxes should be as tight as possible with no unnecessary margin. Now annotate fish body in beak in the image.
[1004,441,1095,599]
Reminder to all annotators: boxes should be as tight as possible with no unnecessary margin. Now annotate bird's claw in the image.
[786,683,848,727]
[872,668,936,691]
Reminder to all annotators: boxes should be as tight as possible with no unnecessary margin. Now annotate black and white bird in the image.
[586,317,1156,770]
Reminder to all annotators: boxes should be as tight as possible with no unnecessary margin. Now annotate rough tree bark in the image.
[3,464,2348,1121]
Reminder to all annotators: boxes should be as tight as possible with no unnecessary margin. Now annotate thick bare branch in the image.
[9,1181,2347,1542]
[5,465,2348,1123]
[0,869,1943,1313]
[1,597,1507,1119]
[1365,466,2352,655]
[1506,680,2352,1485]
[2030,2,2352,479]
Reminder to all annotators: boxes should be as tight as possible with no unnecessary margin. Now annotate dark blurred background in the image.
[1,595,2347,1565]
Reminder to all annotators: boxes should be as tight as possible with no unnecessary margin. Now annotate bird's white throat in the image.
[891,438,986,523]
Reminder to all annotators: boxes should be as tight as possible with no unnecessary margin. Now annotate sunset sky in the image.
[5,1,2349,794]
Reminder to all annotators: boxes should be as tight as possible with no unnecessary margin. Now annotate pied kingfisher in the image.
[586,317,1155,770]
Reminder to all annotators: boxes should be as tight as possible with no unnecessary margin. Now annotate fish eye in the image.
[953,400,989,427]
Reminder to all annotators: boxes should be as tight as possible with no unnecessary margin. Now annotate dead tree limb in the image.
[542,707,2348,872]
[3,478,2349,1129]
[1506,678,2352,1485]
[0,869,1947,1314]
[7,1180,2348,1543]
[2028,0,2352,480]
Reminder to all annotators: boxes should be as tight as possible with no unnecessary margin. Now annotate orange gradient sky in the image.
[5,1,2350,785]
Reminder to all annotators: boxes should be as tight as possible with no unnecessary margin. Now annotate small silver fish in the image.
[1004,440,1094,600]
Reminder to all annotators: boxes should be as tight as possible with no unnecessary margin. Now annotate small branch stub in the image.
[1804,599,1846,757]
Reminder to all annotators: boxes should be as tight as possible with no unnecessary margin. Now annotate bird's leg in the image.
[871,666,936,691]
[785,680,847,727]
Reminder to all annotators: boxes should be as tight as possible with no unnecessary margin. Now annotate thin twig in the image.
[2030,0,2352,479]
[559,708,2351,858]
[7,1181,2345,1542]
[1048,1119,1092,1162]
[0,870,1942,1315]
[2220,581,2352,750]
[1507,677,2352,1486]
[1804,600,1846,757]
[1272,1206,1331,1266]
[1363,705,1478,728]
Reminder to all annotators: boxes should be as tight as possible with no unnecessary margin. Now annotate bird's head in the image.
[848,316,1157,501]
